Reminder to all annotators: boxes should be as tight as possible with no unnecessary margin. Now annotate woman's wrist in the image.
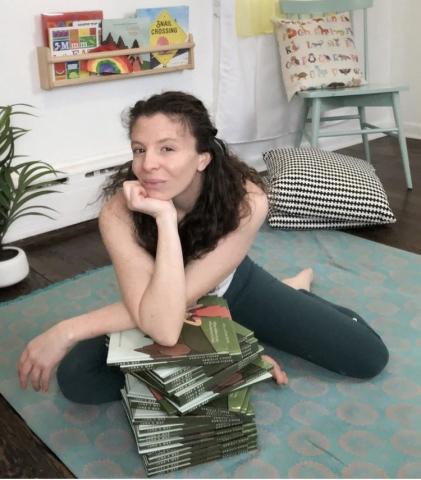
[155,208,178,227]
[56,319,78,347]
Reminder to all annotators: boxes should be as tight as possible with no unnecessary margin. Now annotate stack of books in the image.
[122,376,259,476]
[107,296,272,476]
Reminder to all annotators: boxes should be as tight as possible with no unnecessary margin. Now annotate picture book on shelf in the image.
[102,18,151,71]
[85,44,133,76]
[41,10,103,82]
[136,5,189,69]
[48,26,99,56]
[48,26,100,81]
[40,10,103,46]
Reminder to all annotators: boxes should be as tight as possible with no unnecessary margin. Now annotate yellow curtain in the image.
[235,0,282,37]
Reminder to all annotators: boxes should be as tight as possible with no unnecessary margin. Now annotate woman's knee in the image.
[56,341,124,404]
[343,334,389,379]
[364,338,389,378]
[56,348,86,403]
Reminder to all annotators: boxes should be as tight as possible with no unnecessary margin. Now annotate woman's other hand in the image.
[123,180,176,219]
[261,354,288,385]
[17,322,75,393]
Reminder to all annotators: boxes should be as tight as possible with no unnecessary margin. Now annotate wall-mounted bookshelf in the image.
[37,34,195,90]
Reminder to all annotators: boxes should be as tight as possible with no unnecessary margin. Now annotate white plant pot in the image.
[0,246,30,288]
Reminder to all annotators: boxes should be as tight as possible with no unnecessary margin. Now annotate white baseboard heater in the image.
[5,152,130,243]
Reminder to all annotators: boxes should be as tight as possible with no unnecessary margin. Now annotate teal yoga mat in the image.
[1,226,421,478]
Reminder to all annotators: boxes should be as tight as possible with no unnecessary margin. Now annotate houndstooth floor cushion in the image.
[263,148,396,230]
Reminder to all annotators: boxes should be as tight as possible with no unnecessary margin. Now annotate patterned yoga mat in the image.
[1,226,421,478]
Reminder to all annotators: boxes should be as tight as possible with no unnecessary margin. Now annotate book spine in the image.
[177,393,219,415]
[145,447,193,463]
[174,350,260,404]
[115,352,233,370]
[129,400,161,410]
[145,439,253,467]
[165,370,205,390]
[219,438,248,453]
[146,454,220,476]
[138,423,224,444]
[147,449,222,471]
[161,366,199,382]
[173,381,208,404]
[166,373,208,395]
[134,417,167,425]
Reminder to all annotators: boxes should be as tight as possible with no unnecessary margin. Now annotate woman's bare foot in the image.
[282,268,314,292]
[261,354,288,385]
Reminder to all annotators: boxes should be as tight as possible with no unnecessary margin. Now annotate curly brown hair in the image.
[104,91,266,265]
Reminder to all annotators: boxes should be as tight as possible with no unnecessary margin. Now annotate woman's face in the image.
[130,113,210,201]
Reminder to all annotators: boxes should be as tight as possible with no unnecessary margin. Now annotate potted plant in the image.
[0,104,61,288]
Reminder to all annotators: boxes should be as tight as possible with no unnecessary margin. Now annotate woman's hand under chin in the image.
[123,180,176,219]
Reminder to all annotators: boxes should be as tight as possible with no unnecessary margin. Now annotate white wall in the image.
[390,0,421,139]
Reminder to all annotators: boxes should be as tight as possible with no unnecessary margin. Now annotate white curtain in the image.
[215,0,304,168]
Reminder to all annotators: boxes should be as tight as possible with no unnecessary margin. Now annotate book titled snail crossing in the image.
[136,5,189,69]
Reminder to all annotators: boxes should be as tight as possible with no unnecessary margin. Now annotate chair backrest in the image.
[280,0,373,80]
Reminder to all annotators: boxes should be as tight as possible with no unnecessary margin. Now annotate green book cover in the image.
[241,387,252,414]
[232,320,255,341]
[228,387,249,412]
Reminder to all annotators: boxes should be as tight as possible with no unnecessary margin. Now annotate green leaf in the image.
[0,136,13,159]
[8,212,55,228]
[13,162,60,187]
[8,204,56,217]
[0,193,11,209]
[10,190,59,214]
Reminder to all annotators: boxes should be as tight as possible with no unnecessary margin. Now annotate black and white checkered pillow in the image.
[263,148,396,229]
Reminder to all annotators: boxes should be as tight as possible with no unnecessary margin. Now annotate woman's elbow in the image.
[136,314,182,348]
[154,333,180,348]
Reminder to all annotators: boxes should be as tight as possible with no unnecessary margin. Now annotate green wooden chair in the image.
[280,0,413,189]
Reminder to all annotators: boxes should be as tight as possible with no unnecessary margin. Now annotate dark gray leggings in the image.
[57,256,388,404]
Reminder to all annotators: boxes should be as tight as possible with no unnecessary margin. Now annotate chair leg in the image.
[392,92,413,189]
[358,106,371,163]
[296,99,310,147]
[310,98,321,147]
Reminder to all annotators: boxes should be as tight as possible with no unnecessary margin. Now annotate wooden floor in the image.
[0,136,420,478]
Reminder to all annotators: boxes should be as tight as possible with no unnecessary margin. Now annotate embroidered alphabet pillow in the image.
[272,13,366,101]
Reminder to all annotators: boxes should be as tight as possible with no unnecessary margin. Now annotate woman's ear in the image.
[197,152,211,172]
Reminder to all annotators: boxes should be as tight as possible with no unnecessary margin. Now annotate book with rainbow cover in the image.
[101,18,151,71]
[41,10,103,81]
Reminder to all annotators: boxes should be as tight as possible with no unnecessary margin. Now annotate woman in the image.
[17,91,388,403]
